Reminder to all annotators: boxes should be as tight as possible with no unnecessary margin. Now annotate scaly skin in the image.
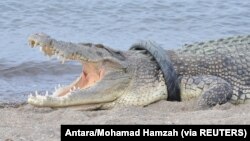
[27,33,250,110]
[171,35,250,106]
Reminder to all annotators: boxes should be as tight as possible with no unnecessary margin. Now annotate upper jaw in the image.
[28,33,90,63]
[28,33,126,64]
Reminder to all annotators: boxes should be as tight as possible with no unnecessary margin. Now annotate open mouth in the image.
[53,61,105,97]
[29,39,105,98]
[27,33,129,108]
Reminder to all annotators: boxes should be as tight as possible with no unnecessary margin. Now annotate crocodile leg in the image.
[180,75,233,109]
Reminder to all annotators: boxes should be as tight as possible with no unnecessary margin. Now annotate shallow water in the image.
[0,0,250,104]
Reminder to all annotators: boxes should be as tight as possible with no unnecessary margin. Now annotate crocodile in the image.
[27,33,250,110]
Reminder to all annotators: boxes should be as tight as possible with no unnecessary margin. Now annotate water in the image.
[0,0,250,105]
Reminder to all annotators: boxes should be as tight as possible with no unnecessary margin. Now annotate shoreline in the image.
[1,100,250,140]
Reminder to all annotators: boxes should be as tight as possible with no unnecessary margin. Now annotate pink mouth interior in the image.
[57,62,105,97]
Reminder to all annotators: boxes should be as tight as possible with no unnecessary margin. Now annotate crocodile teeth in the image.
[39,47,43,52]
[35,90,38,96]
[61,58,65,64]
[45,91,49,96]
[55,55,66,64]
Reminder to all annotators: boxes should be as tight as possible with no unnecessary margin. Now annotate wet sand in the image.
[1,100,250,140]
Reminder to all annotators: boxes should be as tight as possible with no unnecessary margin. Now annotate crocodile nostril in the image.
[29,40,35,47]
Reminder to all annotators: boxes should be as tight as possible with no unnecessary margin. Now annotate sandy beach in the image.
[1,0,250,140]
[1,99,250,140]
